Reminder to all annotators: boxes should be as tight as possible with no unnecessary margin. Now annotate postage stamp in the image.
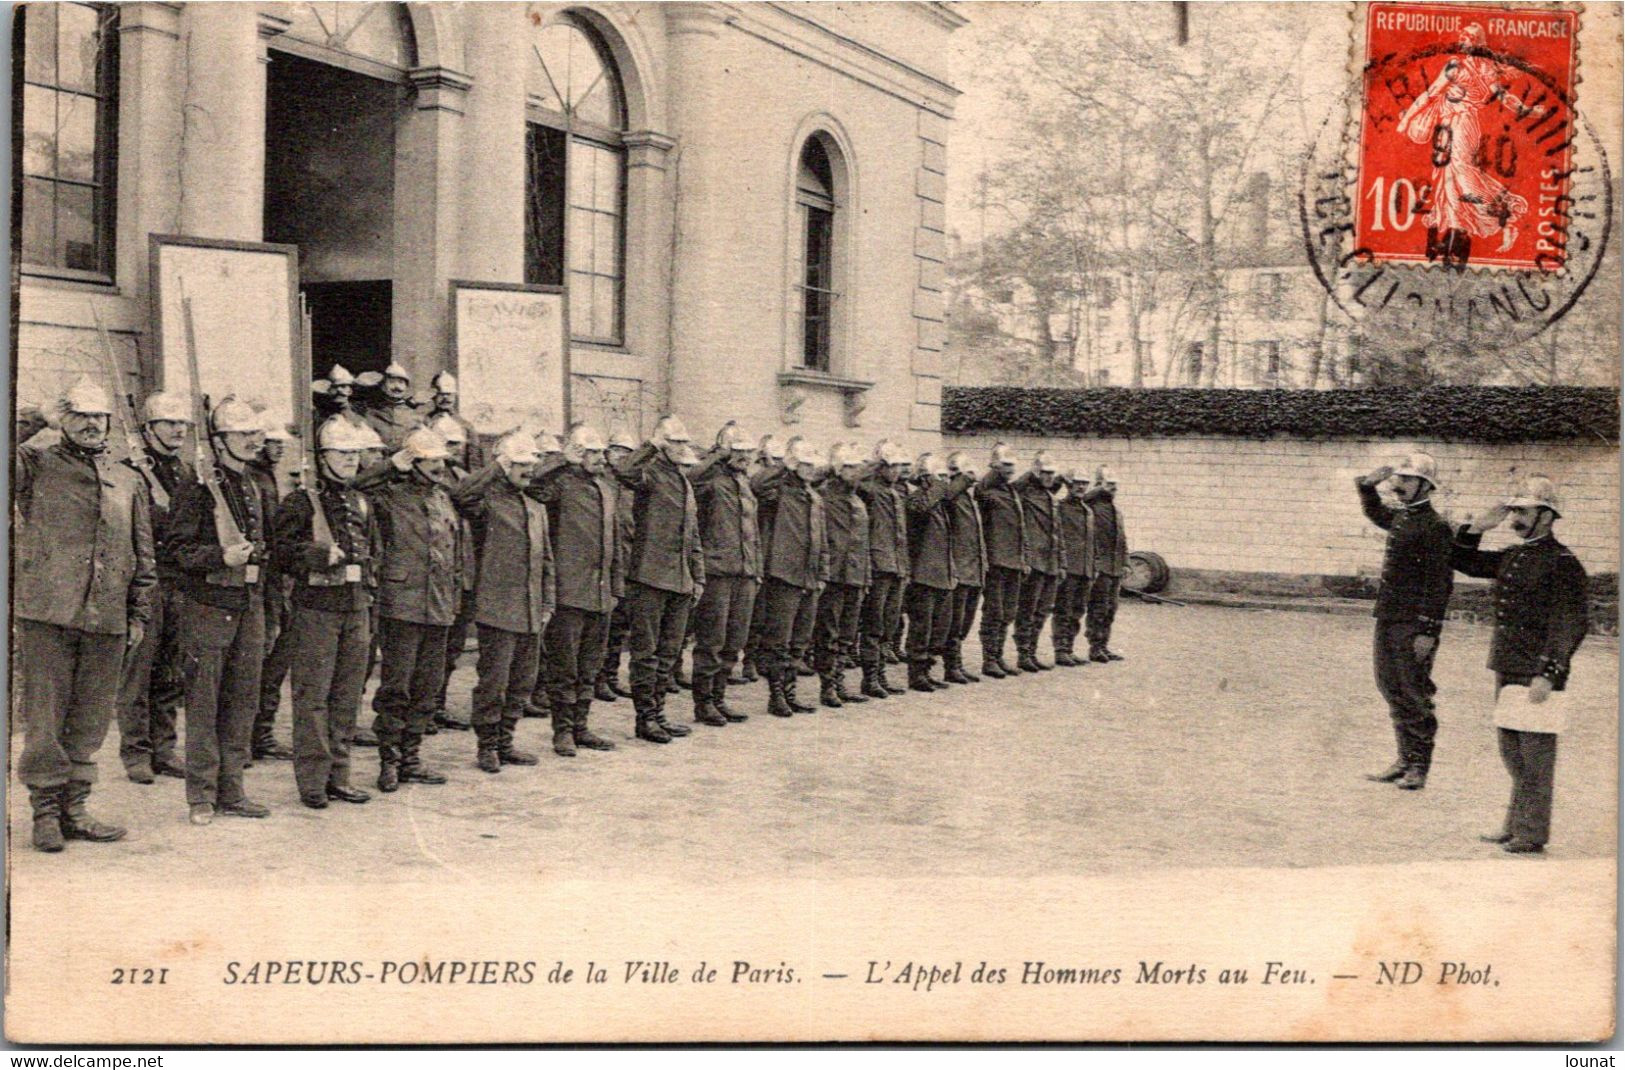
[1355,3,1580,271]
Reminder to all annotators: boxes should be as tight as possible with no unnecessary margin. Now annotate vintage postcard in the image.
[7,0,1621,1046]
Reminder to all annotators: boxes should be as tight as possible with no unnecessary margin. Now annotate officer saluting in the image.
[689,422,762,727]
[1452,478,1590,855]
[16,377,156,851]
[1355,453,1454,791]
[755,438,830,717]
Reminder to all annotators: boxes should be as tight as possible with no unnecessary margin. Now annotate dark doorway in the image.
[301,280,392,378]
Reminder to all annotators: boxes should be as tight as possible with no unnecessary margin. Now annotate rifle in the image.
[178,279,251,581]
[295,294,316,489]
[88,300,166,509]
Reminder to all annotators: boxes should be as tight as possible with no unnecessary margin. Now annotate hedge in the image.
[941,386,1620,443]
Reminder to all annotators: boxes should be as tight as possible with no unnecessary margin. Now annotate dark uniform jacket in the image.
[820,479,872,588]
[755,468,829,591]
[164,462,275,613]
[1357,484,1454,637]
[446,462,481,597]
[361,467,460,627]
[1081,488,1128,577]
[432,409,485,470]
[1452,528,1589,690]
[124,449,194,580]
[612,479,634,599]
[977,471,1028,573]
[16,440,156,635]
[620,450,704,596]
[857,475,910,580]
[906,474,975,591]
[528,463,621,614]
[273,480,380,613]
[1057,492,1096,578]
[451,465,556,635]
[1013,473,1066,576]
[694,465,762,580]
[946,481,988,587]
[364,401,426,451]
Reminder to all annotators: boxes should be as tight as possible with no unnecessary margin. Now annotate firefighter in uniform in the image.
[1012,451,1065,673]
[904,452,975,691]
[345,418,389,749]
[314,363,363,426]
[591,429,640,703]
[1081,466,1130,664]
[943,450,988,684]
[755,438,829,718]
[273,417,380,808]
[615,416,706,744]
[250,416,296,762]
[166,397,277,826]
[117,391,194,783]
[856,440,912,699]
[813,443,872,708]
[428,371,484,470]
[363,361,426,450]
[1355,453,1454,791]
[451,432,556,773]
[976,443,1028,679]
[739,435,788,684]
[1051,467,1097,666]
[1451,477,1589,855]
[359,426,460,792]
[689,422,762,726]
[432,413,478,733]
[16,378,156,850]
[530,425,622,756]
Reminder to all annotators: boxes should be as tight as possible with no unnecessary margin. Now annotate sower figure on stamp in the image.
[16,378,155,851]
[166,397,277,826]
[857,440,912,700]
[117,391,194,784]
[812,443,872,709]
[451,432,556,774]
[589,429,640,705]
[1355,453,1455,791]
[975,443,1028,679]
[273,417,380,809]
[688,422,762,727]
[1452,478,1589,856]
[355,426,460,792]
[431,414,479,733]
[529,425,623,757]
[1051,468,1097,667]
[613,416,706,744]
[904,452,975,692]
[1081,466,1129,664]
[1012,451,1065,673]
[943,450,988,685]
[249,416,296,763]
[754,438,830,718]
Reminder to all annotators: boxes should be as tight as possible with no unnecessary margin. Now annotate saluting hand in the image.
[1529,677,1553,704]
[1358,466,1393,487]
[1468,504,1510,533]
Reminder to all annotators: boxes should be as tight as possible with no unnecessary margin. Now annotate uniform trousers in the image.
[254,581,294,744]
[178,589,267,809]
[289,604,370,800]
[545,606,610,708]
[1497,726,1558,846]
[472,625,541,728]
[598,597,632,684]
[1371,619,1439,770]
[743,581,772,670]
[117,583,183,773]
[1052,572,1093,654]
[1084,574,1123,650]
[439,588,477,714]
[978,566,1025,658]
[758,578,820,682]
[947,583,981,653]
[691,575,758,691]
[813,582,867,674]
[17,620,124,788]
[626,582,695,709]
[1015,570,1059,652]
[859,572,907,668]
[371,617,449,748]
[904,582,955,667]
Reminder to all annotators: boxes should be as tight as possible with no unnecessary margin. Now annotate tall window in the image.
[525,15,626,345]
[1254,340,1281,386]
[20,3,118,280]
[1252,271,1284,319]
[795,138,838,372]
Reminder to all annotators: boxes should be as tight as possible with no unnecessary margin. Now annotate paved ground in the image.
[9,602,1619,885]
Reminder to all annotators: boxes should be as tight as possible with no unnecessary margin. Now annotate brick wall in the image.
[943,432,1621,578]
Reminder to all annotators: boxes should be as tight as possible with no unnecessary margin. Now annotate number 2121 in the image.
[110,967,169,984]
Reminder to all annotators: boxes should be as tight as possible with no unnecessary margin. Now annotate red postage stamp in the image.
[1356,3,1580,271]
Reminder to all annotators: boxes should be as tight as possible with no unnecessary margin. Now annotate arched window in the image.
[275,2,417,76]
[525,13,627,346]
[795,136,843,372]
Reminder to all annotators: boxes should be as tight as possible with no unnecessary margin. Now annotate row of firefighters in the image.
[13,360,1130,849]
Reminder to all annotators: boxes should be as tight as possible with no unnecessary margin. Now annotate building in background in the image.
[14,1,963,447]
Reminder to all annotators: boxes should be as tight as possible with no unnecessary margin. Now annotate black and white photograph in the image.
[5,0,1621,1047]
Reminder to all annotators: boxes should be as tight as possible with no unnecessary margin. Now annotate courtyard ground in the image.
[10,601,1618,885]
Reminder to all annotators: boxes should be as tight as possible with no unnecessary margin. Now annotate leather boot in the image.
[1054,650,1080,667]
[880,661,907,695]
[252,732,294,761]
[884,642,904,666]
[861,663,890,700]
[908,662,936,693]
[636,705,672,744]
[765,673,793,718]
[475,723,502,773]
[655,696,692,737]
[498,716,538,765]
[1088,645,1112,664]
[834,669,868,704]
[1016,638,1044,673]
[398,734,447,784]
[819,672,844,709]
[694,677,728,726]
[675,663,693,689]
[954,646,981,682]
[943,648,971,685]
[60,781,126,843]
[594,675,619,703]
[552,702,578,757]
[1395,764,1428,791]
[712,675,747,722]
[376,738,401,793]
[573,701,617,750]
[738,656,759,684]
[29,786,64,853]
[794,656,815,678]
[785,672,815,713]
